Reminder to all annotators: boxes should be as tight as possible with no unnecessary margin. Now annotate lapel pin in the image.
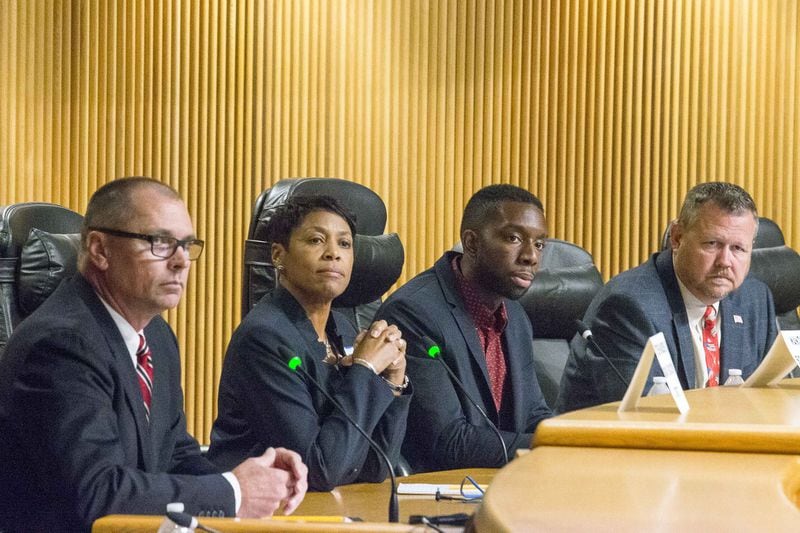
[733,314,743,324]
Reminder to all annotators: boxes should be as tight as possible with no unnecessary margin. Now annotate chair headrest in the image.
[519,263,604,340]
[539,238,598,269]
[242,232,404,315]
[18,229,80,315]
[0,202,84,257]
[754,218,785,248]
[748,246,800,314]
[333,233,405,307]
[252,178,387,241]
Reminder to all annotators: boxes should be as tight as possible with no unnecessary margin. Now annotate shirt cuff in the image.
[222,471,242,513]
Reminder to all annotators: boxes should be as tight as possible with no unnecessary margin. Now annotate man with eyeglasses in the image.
[0,177,307,533]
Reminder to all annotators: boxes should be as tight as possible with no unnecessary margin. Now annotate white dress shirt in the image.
[674,278,720,388]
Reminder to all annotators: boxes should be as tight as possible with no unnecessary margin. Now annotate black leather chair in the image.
[518,239,604,407]
[661,217,800,330]
[242,178,409,474]
[242,178,405,330]
[0,202,84,355]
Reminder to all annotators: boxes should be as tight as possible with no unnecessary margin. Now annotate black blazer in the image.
[0,274,233,533]
[556,249,779,413]
[208,284,410,492]
[374,252,552,472]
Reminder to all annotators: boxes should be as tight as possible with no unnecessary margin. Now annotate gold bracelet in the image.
[352,357,378,375]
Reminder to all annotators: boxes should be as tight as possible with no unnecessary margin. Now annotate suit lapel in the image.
[719,298,745,379]
[145,329,170,463]
[75,275,155,470]
[435,255,494,411]
[501,312,528,426]
[671,310,696,388]
[655,251,697,388]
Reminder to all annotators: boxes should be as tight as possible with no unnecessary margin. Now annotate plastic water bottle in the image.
[723,368,745,386]
[647,376,670,396]
[156,503,193,533]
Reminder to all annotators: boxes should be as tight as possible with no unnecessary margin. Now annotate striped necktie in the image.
[136,333,154,420]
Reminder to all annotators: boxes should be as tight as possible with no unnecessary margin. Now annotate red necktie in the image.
[702,306,720,387]
[136,334,154,420]
[483,329,507,411]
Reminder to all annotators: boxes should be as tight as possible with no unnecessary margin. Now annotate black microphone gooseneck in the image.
[421,336,509,466]
[279,347,399,523]
[573,320,630,387]
[166,510,222,533]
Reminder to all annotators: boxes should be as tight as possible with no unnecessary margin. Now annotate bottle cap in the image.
[166,502,185,513]
[728,369,742,376]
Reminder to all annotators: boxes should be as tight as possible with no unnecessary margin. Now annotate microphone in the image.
[280,347,399,523]
[166,510,222,533]
[574,320,630,387]
[421,336,509,466]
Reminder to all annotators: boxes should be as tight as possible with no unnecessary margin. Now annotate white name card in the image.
[618,332,690,414]
[742,330,800,387]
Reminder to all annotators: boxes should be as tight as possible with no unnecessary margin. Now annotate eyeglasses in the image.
[90,227,205,261]
[434,475,485,502]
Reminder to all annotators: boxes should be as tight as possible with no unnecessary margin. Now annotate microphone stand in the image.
[282,349,400,523]
[422,336,509,465]
[574,320,630,387]
[166,511,222,533]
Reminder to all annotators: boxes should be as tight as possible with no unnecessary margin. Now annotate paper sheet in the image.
[397,483,486,498]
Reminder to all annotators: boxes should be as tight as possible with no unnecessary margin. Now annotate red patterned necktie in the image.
[483,330,507,412]
[702,305,720,387]
[136,334,154,420]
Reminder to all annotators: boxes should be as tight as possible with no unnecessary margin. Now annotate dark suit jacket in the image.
[207,284,410,492]
[556,249,779,413]
[0,274,233,533]
[374,252,553,472]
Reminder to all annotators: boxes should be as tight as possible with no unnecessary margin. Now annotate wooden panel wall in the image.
[2,0,798,441]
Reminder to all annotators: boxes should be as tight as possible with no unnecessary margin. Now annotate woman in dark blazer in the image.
[208,195,411,491]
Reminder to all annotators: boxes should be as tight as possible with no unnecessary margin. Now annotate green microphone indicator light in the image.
[288,356,303,371]
[422,336,441,358]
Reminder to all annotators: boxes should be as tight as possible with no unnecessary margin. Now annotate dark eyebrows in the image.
[501,223,548,239]
[147,227,198,240]
[298,225,352,237]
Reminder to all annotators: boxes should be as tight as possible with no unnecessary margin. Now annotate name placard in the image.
[618,332,689,413]
[742,330,800,387]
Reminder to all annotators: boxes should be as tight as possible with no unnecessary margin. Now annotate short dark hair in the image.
[677,182,758,230]
[81,177,181,248]
[460,184,544,233]
[265,195,357,248]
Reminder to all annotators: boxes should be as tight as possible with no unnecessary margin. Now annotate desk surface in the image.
[474,446,800,532]
[535,379,800,453]
[294,467,494,523]
[93,468,496,532]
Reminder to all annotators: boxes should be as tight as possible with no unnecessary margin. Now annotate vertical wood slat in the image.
[1,0,798,442]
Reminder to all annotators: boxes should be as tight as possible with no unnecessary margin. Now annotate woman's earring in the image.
[274,261,284,272]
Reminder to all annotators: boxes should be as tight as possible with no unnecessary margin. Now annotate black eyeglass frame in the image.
[434,475,485,503]
[89,226,205,261]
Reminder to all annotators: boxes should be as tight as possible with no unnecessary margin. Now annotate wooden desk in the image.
[473,446,800,532]
[535,379,800,454]
[295,468,494,523]
[93,469,496,532]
